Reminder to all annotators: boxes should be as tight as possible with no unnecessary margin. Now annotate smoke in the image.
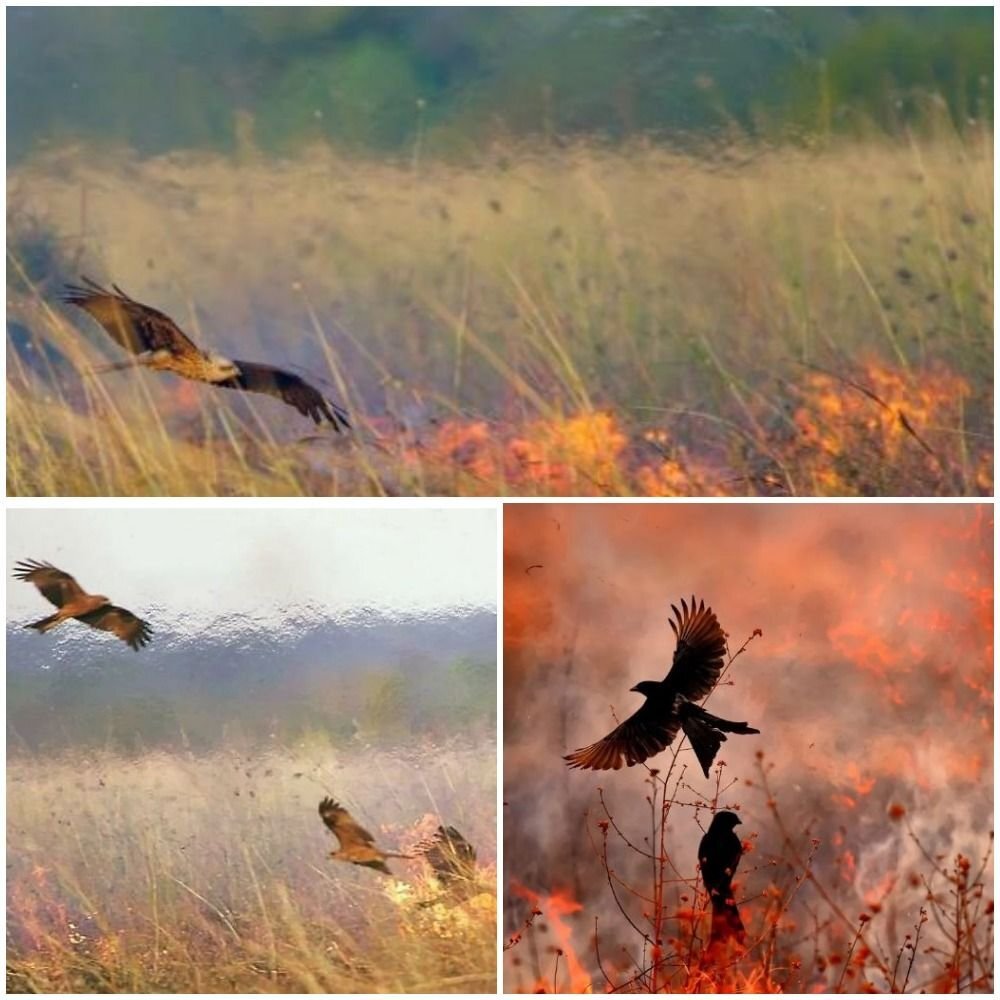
[503,503,992,987]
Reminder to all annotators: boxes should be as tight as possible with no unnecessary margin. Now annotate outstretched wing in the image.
[219,361,351,430]
[413,826,477,884]
[564,700,681,771]
[76,605,153,651]
[663,596,727,699]
[63,277,202,358]
[12,559,86,609]
[318,797,376,851]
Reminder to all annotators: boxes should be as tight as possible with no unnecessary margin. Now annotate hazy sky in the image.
[8,507,496,624]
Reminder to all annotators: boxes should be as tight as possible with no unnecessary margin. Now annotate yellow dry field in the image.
[7,128,992,496]
[7,742,496,993]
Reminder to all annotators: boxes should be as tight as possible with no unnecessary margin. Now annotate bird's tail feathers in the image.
[687,703,760,735]
[86,358,148,376]
[709,898,746,944]
[680,703,760,777]
[25,613,62,633]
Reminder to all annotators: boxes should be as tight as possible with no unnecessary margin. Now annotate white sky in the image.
[7,508,496,625]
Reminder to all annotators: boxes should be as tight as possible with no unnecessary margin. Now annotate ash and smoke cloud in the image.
[503,503,992,988]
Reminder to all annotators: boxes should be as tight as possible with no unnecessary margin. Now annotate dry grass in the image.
[7,741,496,993]
[7,124,992,496]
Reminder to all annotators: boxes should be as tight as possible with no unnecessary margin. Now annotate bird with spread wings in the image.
[13,559,153,651]
[318,798,413,875]
[63,277,350,430]
[412,825,478,886]
[564,596,758,777]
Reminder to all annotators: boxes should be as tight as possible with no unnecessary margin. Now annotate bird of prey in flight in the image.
[412,825,478,886]
[318,797,413,875]
[13,559,153,651]
[698,810,747,944]
[63,277,351,430]
[563,596,758,777]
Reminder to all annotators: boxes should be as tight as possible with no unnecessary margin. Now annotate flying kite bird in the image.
[698,810,747,944]
[564,596,759,777]
[318,797,413,875]
[63,277,350,430]
[413,825,478,886]
[13,559,153,651]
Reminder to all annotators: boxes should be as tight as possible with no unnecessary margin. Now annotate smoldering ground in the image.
[503,503,992,992]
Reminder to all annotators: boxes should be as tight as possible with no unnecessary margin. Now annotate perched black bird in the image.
[563,596,759,777]
[698,810,746,944]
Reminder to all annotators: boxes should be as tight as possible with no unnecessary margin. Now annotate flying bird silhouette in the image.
[563,596,759,777]
[63,278,350,430]
[698,810,746,944]
[13,559,153,651]
[412,825,478,887]
[318,797,413,875]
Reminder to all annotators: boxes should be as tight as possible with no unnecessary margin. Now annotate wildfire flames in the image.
[409,358,988,497]
[503,504,993,993]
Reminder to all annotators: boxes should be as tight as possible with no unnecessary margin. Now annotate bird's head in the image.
[630,680,661,699]
[206,353,241,381]
[714,810,742,829]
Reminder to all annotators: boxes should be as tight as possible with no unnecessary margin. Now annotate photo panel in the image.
[503,502,992,993]
[7,506,498,994]
[7,9,991,499]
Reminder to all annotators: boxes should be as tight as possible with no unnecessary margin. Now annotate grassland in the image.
[7,740,496,993]
[7,122,992,496]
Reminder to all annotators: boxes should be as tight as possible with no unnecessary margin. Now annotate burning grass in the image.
[505,756,993,993]
[502,504,993,992]
[7,125,992,496]
[7,741,496,993]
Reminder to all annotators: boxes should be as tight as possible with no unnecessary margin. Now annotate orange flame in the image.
[510,880,592,993]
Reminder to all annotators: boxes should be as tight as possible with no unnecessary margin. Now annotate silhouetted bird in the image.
[318,798,413,875]
[13,559,153,651]
[563,596,759,777]
[698,810,746,944]
[64,277,350,429]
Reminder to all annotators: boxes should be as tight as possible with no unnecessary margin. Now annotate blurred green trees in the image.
[7,7,992,161]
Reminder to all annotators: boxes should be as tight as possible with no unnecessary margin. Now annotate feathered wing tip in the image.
[566,706,682,771]
[318,796,341,817]
[62,276,111,306]
[564,737,626,771]
[668,595,725,649]
[319,396,351,432]
[25,613,60,633]
[63,275,134,301]
[130,618,154,651]
[412,825,477,862]
[12,558,56,580]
